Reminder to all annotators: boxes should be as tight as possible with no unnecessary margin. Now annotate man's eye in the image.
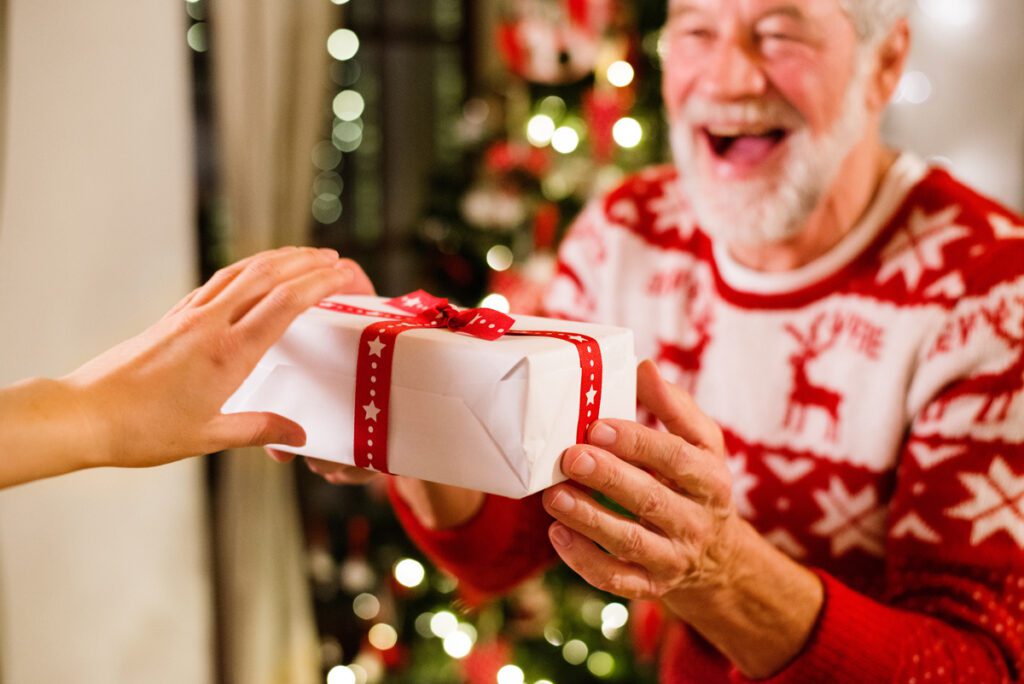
[759,32,794,42]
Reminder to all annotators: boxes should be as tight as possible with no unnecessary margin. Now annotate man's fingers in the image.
[163,287,201,320]
[305,458,380,484]
[555,444,712,533]
[585,421,731,503]
[208,412,306,451]
[210,247,340,322]
[548,523,659,599]
[233,265,356,352]
[543,483,684,574]
[637,359,724,453]
[265,448,297,463]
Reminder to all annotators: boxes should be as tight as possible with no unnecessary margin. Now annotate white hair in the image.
[841,0,912,43]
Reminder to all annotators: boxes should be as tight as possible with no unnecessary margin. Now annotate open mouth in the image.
[702,127,789,165]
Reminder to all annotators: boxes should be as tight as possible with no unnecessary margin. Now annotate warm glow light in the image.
[497,665,526,684]
[535,681,555,684]
[430,611,458,638]
[443,631,473,658]
[601,602,629,629]
[612,117,643,148]
[333,90,365,121]
[367,623,398,650]
[393,558,426,588]
[352,593,380,620]
[917,0,978,26]
[479,293,511,313]
[551,126,580,154]
[486,245,514,271]
[544,625,564,646]
[587,652,615,678]
[526,114,556,146]
[326,665,356,684]
[606,60,634,87]
[186,23,208,53]
[330,0,351,4]
[562,639,588,665]
[893,71,932,105]
[327,29,360,61]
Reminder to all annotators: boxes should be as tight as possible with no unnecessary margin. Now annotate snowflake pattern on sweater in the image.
[391,154,1024,682]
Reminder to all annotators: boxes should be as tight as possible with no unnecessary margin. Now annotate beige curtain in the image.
[210,2,334,683]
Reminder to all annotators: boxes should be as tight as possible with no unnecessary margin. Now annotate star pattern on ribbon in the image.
[367,336,386,357]
[362,401,381,422]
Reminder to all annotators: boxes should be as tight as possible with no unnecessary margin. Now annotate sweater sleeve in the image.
[387,479,557,604]
[733,252,1024,683]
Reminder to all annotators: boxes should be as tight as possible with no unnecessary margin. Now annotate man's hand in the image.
[62,246,375,470]
[541,359,743,600]
[541,359,822,678]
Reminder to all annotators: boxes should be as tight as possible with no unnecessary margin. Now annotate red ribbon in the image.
[317,290,603,474]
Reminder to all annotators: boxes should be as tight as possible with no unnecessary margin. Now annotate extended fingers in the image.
[587,421,731,504]
[636,359,724,453]
[548,523,659,599]
[233,264,356,353]
[210,247,341,322]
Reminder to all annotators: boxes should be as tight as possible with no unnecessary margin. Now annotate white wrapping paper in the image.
[224,295,636,498]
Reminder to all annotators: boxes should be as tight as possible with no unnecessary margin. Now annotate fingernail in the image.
[589,422,617,446]
[334,264,353,280]
[550,490,575,512]
[550,524,572,547]
[319,247,339,260]
[570,451,596,476]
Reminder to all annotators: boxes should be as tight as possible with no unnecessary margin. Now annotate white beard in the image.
[669,59,870,248]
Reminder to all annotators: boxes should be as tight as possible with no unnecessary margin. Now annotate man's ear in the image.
[867,18,911,112]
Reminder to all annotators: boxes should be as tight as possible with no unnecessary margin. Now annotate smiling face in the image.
[663,0,886,248]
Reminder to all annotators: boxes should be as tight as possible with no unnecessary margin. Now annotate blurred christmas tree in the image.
[305,2,668,683]
[418,0,669,313]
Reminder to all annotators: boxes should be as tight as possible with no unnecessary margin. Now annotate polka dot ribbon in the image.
[317,290,603,474]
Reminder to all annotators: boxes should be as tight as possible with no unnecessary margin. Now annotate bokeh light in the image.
[327,29,360,61]
[606,60,635,87]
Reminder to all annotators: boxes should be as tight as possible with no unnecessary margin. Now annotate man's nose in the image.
[699,39,767,101]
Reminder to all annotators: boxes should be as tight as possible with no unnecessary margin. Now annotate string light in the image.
[562,639,588,665]
[612,117,643,148]
[587,652,615,678]
[186,23,208,52]
[430,611,458,638]
[551,127,580,154]
[893,71,932,105]
[333,90,365,121]
[326,665,356,684]
[601,602,629,629]
[393,558,426,587]
[367,623,398,650]
[526,114,556,146]
[327,29,360,61]
[352,593,380,620]
[917,0,978,27]
[486,245,514,271]
[442,631,472,658]
[497,665,526,684]
[606,60,634,87]
[479,293,511,313]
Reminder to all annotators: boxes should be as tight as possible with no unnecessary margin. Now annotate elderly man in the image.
[313,0,1024,680]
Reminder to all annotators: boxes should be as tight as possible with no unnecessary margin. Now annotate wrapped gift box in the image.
[223,294,636,498]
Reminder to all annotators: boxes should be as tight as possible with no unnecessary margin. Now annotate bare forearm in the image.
[662,519,823,679]
[392,476,486,529]
[0,377,106,487]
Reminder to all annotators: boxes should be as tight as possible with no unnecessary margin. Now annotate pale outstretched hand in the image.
[63,246,374,470]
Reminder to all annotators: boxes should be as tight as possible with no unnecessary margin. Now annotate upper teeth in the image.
[707,126,773,137]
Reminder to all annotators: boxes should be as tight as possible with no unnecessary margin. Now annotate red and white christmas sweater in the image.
[389,153,1024,682]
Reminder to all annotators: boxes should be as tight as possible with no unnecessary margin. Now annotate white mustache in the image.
[682,98,804,129]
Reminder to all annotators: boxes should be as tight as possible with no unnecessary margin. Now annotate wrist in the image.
[663,516,823,678]
[56,375,117,470]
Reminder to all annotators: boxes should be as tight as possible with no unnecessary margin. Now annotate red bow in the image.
[317,291,602,475]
